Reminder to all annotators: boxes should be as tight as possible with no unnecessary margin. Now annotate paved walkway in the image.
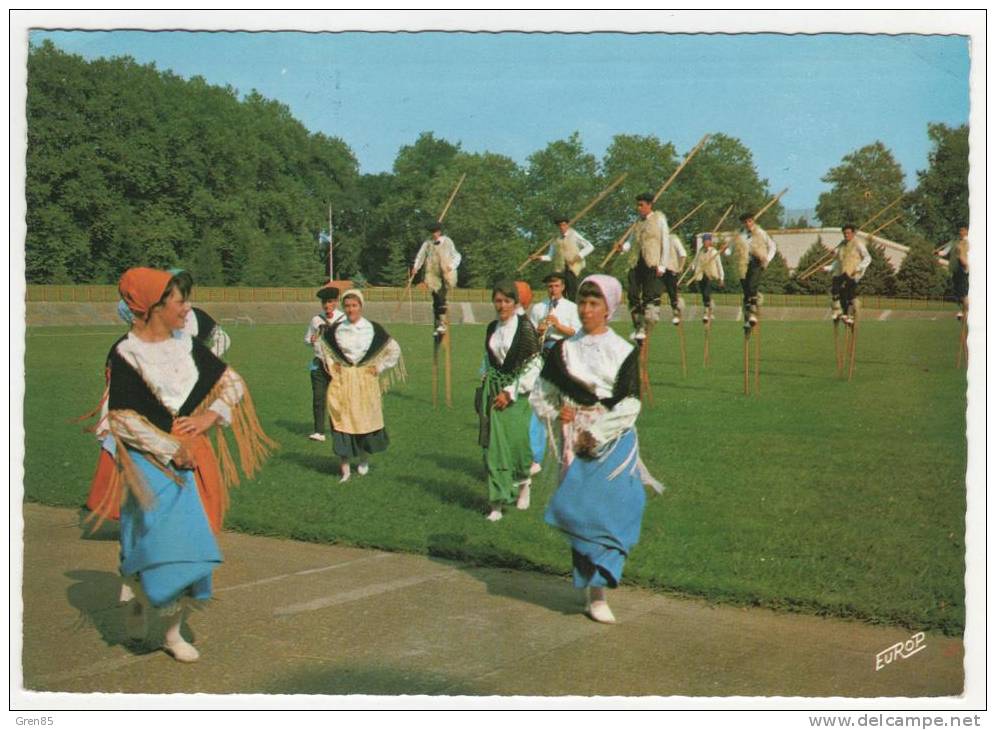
[18,504,963,699]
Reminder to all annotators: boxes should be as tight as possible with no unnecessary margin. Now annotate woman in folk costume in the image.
[86,269,231,524]
[84,268,275,662]
[477,280,543,522]
[317,289,404,483]
[529,274,662,624]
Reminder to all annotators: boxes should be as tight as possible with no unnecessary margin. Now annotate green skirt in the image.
[480,375,533,505]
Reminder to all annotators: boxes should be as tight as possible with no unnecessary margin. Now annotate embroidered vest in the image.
[633,211,666,268]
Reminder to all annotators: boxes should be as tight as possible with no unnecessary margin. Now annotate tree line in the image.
[25,41,968,298]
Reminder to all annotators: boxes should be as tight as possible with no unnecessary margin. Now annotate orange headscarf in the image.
[515,281,533,310]
[118,267,172,318]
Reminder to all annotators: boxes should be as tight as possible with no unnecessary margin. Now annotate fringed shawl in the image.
[484,315,541,375]
[84,335,277,527]
[540,339,641,408]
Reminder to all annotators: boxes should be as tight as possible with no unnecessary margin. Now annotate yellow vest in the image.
[837,239,863,277]
[748,225,770,262]
[693,248,722,281]
[553,229,584,276]
[631,211,666,268]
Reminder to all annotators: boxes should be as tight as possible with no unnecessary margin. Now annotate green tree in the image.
[815,142,906,230]
[787,239,833,294]
[760,251,791,294]
[894,236,949,298]
[858,243,896,297]
[908,123,969,244]
[380,239,411,286]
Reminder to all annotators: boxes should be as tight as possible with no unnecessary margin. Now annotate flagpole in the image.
[328,202,334,281]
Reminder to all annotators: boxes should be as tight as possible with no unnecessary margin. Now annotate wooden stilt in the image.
[956,307,968,369]
[847,317,858,382]
[443,315,453,408]
[753,319,761,394]
[743,327,751,395]
[833,318,843,378]
[432,330,440,408]
[677,320,687,378]
[639,324,654,407]
[703,319,711,367]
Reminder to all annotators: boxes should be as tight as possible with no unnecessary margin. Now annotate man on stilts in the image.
[534,215,595,302]
[690,232,724,322]
[827,224,871,326]
[939,225,970,320]
[622,192,674,340]
[727,212,776,330]
[411,221,462,336]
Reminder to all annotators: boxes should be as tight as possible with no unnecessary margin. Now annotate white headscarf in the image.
[579,274,622,319]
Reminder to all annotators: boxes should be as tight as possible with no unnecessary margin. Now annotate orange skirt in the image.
[84,430,226,534]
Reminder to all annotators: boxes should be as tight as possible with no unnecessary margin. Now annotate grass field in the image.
[21,317,969,634]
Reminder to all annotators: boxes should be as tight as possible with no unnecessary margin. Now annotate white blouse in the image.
[333,317,401,373]
[103,332,245,466]
[485,316,541,399]
[529,328,641,447]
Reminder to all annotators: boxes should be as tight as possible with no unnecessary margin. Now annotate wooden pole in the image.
[857,194,904,232]
[516,173,628,272]
[668,200,707,232]
[328,202,334,281]
[753,188,788,223]
[601,134,711,268]
[833,318,843,378]
[639,325,654,407]
[956,310,968,369]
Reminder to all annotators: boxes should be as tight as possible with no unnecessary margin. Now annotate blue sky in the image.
[30,30,969,212]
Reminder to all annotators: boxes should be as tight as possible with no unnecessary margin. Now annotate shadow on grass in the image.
[274,419,315,437]
[276,450,335,475]
[63,569,167,654]
[426,533,578,617]
[254,662,479,696]
[411,474,489,513]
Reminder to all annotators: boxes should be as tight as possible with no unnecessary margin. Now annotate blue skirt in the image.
[544,428,646,588]
[119,449,223,608]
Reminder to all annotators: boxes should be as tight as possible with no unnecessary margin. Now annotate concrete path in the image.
[18,504,963,698]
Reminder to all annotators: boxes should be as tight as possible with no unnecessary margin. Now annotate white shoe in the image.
[671,315,681,326]
[516,482,531,510]
[163,637,200,663]
[308,433,326,442]
[119,582,135,604]
[748,314,758,325]
[529,462,542,476]
[357,462,369,476]
[486,508,503,522]
[339,468,351,483]
[434,323,447,335]
[956,311,964,321]
[588,600,617,624]
[631,328,646,341]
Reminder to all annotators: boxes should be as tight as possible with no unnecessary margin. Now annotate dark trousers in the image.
[431,285,448,321]
[698,277,714,307]
[310,360,331,433]
[627,258,664,318]
[563,269,579,302]
[661,270,679,309]
[831,274,857,314]
[953,269,969,300]
[741,257,764,311]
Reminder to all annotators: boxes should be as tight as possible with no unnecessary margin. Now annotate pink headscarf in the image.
[579,274,622,319]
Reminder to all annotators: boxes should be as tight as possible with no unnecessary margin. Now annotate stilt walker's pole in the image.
[328,203,334,281]
[677,320,687,378]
